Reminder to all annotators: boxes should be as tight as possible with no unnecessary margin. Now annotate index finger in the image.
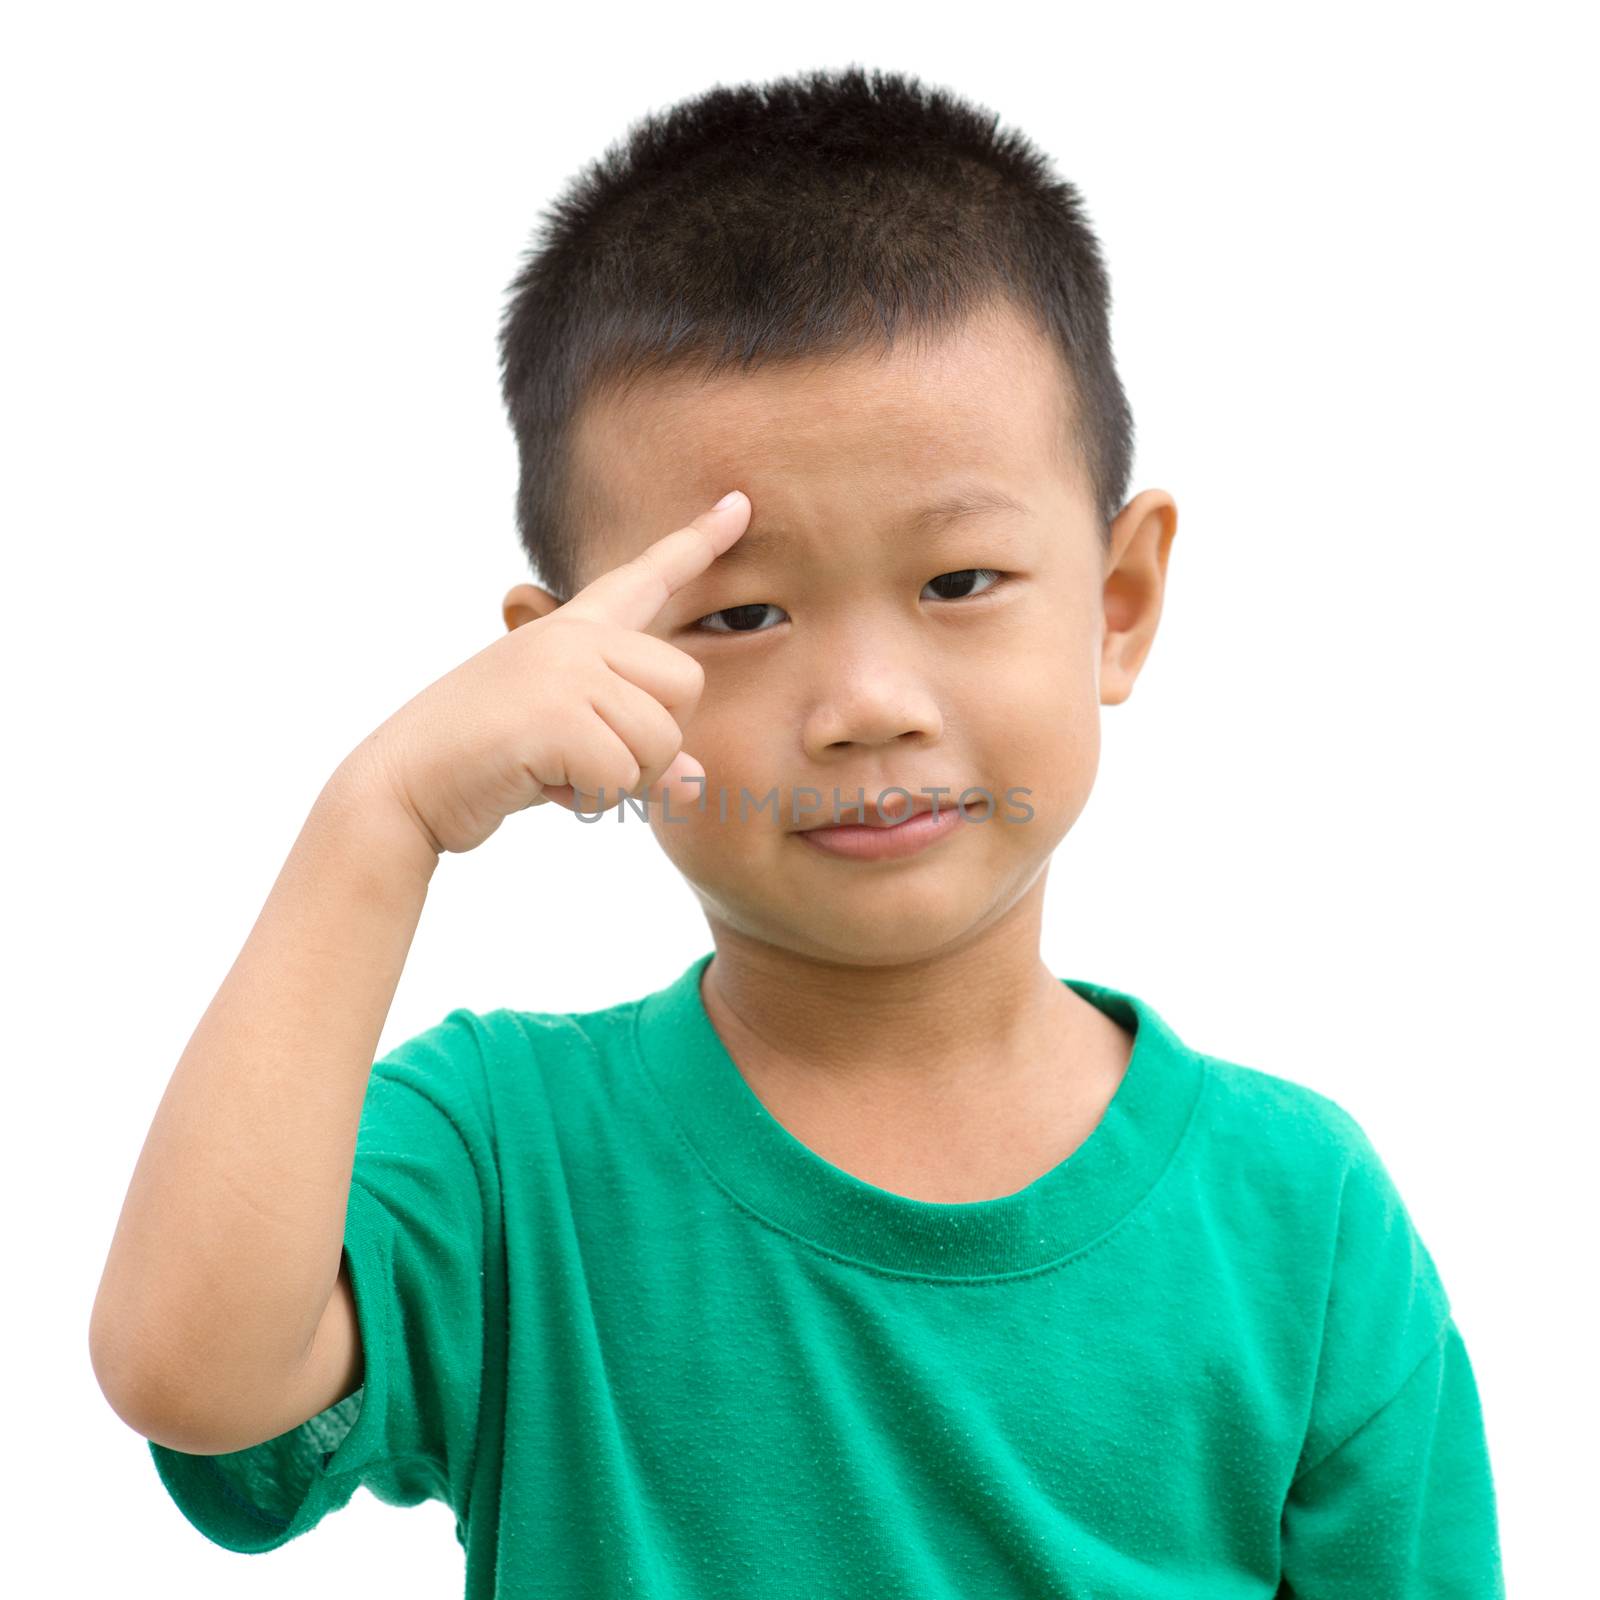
[561,490,752,633]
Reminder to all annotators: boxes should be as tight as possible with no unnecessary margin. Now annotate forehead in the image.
[567,299,1075,575]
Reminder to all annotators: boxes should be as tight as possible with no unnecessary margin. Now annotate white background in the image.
[5,2,1592,1592]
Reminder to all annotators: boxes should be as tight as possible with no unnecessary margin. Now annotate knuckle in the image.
[573,724,642,799]
[641,722,681,770]
[630,546,672,611]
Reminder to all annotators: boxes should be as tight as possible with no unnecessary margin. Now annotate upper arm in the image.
[299,1254,364,1427]
[135,1012,498,1548]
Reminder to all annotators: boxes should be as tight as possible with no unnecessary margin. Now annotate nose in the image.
[801,662,945,757]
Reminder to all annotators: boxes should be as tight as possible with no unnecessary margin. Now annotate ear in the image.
[1100,489,1178,706]
[503,582,566,633]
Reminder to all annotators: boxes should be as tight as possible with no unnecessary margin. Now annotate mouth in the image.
[792,792,980,831]
[794,796,985,861]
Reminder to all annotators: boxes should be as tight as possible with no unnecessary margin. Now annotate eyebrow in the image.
[709,487,1029,571]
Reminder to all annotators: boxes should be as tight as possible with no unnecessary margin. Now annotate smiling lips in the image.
[794,793,984,861]
[792,790,975,831]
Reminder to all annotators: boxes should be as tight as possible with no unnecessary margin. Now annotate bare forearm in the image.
[89,743,440,1424]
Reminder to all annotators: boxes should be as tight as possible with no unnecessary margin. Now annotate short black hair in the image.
[496,65,1135,604]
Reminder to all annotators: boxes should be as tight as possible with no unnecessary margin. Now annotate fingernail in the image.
[712,490,744,511]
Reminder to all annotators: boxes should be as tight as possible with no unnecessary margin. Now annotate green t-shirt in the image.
[147,950,1504,1596]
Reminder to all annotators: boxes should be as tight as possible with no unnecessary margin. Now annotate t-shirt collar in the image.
[632,950,1206,1280]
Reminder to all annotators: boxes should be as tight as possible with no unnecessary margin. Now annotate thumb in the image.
[643,750,707,811]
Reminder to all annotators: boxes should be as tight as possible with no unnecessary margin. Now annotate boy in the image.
[89,65,1504,1597]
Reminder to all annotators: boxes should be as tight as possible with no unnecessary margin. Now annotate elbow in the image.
[88,1299,202,1452]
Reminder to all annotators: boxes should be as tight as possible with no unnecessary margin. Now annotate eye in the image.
[693,602,788,635]
[922,567,1005,602]
[690,568,1008,635]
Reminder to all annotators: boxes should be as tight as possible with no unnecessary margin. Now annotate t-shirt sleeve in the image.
[1277,1106,1504,1596]
[145,1008,497,1554]
[1278,1317,1504,1597]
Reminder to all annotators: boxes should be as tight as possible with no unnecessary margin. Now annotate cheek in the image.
[649,716,777,848]
[977,664,1099,813]
[648,799,780,889]
[673,707,756,805]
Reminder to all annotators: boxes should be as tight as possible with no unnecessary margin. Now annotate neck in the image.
[698,887,1094,1098]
